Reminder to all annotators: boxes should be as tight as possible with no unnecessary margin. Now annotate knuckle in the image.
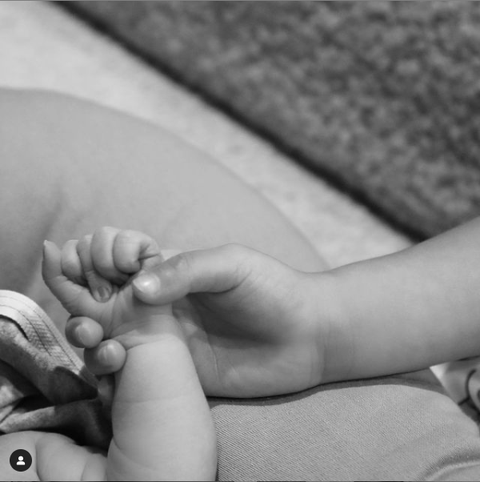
[97,226,116,237]
[221,243,252,281]
[64,239,78,249]
[168,252,190,272]
[162,253,191,283]
[93,226,119,246]
[61,256,80,275]
[77,234,92,254]
[222,243,248,262]
[117,229,140,244]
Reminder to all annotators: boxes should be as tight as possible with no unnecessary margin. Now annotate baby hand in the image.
[70,244,343,397]
[42,227,180,349]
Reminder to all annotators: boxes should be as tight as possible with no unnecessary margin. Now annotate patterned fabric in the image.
[0,290,111,449]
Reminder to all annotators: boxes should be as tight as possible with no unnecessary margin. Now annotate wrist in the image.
[305,269,355,384]
[111,313,185,351]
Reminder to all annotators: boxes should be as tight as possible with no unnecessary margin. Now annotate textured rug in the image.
[59,1,480,239]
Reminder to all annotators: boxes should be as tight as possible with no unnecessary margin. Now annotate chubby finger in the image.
[90,227,129,284]
[66,316,104,348]
[84,339,127,376]
[113,229,161,274]
[77,234,112,302]
[61,239,85,285]
[132,243,252,305]
[42,240,98,317]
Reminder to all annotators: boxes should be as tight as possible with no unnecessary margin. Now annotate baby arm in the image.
[42,228,216,481]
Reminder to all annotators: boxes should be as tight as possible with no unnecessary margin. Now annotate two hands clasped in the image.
[39,226,338,481]
[32,218,480,480]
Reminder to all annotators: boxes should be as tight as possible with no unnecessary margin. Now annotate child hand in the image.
[42,227,181,349]
[69,244,343,398]
[43,229,217,480]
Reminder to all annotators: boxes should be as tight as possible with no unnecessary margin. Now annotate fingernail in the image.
[74,325,89,346]
[133,274,160,294]
[95,285,111,303]
[99,344,115,365]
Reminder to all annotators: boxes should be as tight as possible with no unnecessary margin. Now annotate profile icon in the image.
[9,449,32,472]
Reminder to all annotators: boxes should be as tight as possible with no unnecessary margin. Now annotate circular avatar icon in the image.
[9,449,32,472]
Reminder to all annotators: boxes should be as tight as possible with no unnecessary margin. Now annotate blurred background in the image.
[4,1,477,268]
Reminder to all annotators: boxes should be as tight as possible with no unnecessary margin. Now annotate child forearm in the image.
[321,217,480,382]
[107,337,217,481]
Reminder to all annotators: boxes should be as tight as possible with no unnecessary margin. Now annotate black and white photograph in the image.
[1,1,480,480]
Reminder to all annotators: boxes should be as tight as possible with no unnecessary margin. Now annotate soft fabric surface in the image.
[0,291,110,449]
[60,1,480,238]
[5,292,480,480]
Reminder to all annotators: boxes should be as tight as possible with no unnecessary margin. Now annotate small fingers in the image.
[77,234,112,302]
[90,227,161,283]
[112,229,162,274]
[66,316,104,348]
[61,240,85,285]
[42,240,96,316]
[90,227,129,284]
[84,339,127,376]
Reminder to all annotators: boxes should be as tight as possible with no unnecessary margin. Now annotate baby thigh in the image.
[0,88,325,326]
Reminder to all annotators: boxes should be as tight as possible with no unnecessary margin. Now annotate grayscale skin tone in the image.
[0,89,325,481]
[39,230,217,481]
[77,216,480,401]
[7,89,480,480]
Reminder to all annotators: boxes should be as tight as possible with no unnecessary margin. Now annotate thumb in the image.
[132,244,251,305]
